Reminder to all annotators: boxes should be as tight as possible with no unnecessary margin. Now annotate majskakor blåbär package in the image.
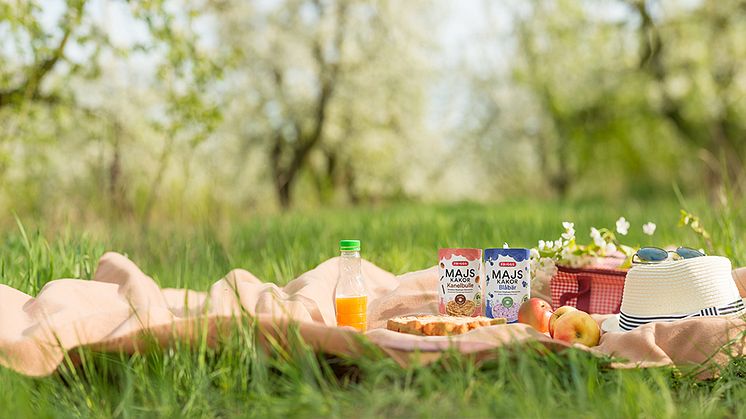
[484,248,531,323]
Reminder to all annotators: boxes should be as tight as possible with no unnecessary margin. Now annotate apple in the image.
[551,310,601,347]
[548,305,578,337]
[517,297,553,333]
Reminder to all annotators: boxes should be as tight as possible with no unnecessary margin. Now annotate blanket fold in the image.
[1,252,745,377]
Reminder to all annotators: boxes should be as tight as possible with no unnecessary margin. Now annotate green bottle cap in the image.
[339,239,361,251]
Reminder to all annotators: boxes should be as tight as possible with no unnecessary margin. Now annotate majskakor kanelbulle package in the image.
[438,248,483,316]
[484,248,531,323]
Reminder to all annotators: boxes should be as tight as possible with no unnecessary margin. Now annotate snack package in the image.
[438,248,483,317]
[484,248,531,323]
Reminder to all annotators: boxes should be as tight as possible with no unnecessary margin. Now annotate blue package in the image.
[484,248,531,323]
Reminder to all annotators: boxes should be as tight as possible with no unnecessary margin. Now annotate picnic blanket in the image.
[2,252,746,377]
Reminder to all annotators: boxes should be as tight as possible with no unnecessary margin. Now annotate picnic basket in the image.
[550,263,628,314]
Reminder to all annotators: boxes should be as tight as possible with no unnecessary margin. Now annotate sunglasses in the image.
[632,246,705,264]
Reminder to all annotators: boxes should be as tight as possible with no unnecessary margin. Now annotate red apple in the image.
[517,298,553,333]
[552,310,601,347]
[548,305,578,337]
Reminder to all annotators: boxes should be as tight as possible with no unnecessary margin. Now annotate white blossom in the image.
[538,240,546,251]
[539,258,557,274]
[590,227,605,247]
[642,222,656,236]
[561,222,575,241]
[616,217,630,236]
[530,248,540,259]
[503,242,510,248]
[531,257,557,290]
[605,242,617,255]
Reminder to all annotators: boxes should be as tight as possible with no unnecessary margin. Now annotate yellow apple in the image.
[517,297,553,333]
[548,305,578,337]
[551,310,600,347]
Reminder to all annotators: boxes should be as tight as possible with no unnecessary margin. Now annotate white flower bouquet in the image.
[529,217,656,313]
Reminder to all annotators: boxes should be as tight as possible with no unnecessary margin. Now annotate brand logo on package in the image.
[499,261,517,267]
[452,261,468,266]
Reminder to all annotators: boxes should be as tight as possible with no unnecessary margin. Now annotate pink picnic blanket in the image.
[1,252,745,377]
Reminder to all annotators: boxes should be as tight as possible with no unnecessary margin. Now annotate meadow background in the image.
[2,0,746,417]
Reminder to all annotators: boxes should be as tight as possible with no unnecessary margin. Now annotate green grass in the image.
[2,199,746,418]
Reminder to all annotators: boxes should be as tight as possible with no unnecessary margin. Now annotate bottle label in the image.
[438,248,483,317]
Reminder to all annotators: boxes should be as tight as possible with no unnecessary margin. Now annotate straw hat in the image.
[602,256,746,332]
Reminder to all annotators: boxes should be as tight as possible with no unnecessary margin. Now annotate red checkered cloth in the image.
[550,265,627,314]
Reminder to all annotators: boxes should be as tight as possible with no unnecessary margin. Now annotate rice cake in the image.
[387,314,506,336]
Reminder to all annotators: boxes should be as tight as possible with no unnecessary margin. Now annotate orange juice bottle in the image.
[335,240,367,332]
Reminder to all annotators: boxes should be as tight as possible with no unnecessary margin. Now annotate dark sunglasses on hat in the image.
[632,246,705,264]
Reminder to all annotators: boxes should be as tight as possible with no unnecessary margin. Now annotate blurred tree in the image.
[0,0,222,222]
[215,0,432,208]
[267,0,346,209]
[470,0,638,198]
[133,1,223,225]
[630,0,746,198]
[0,0,114,215]
[467,0,746,200]
[0,0,85,109]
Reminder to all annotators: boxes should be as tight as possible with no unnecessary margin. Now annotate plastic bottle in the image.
[335,239,367,332]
